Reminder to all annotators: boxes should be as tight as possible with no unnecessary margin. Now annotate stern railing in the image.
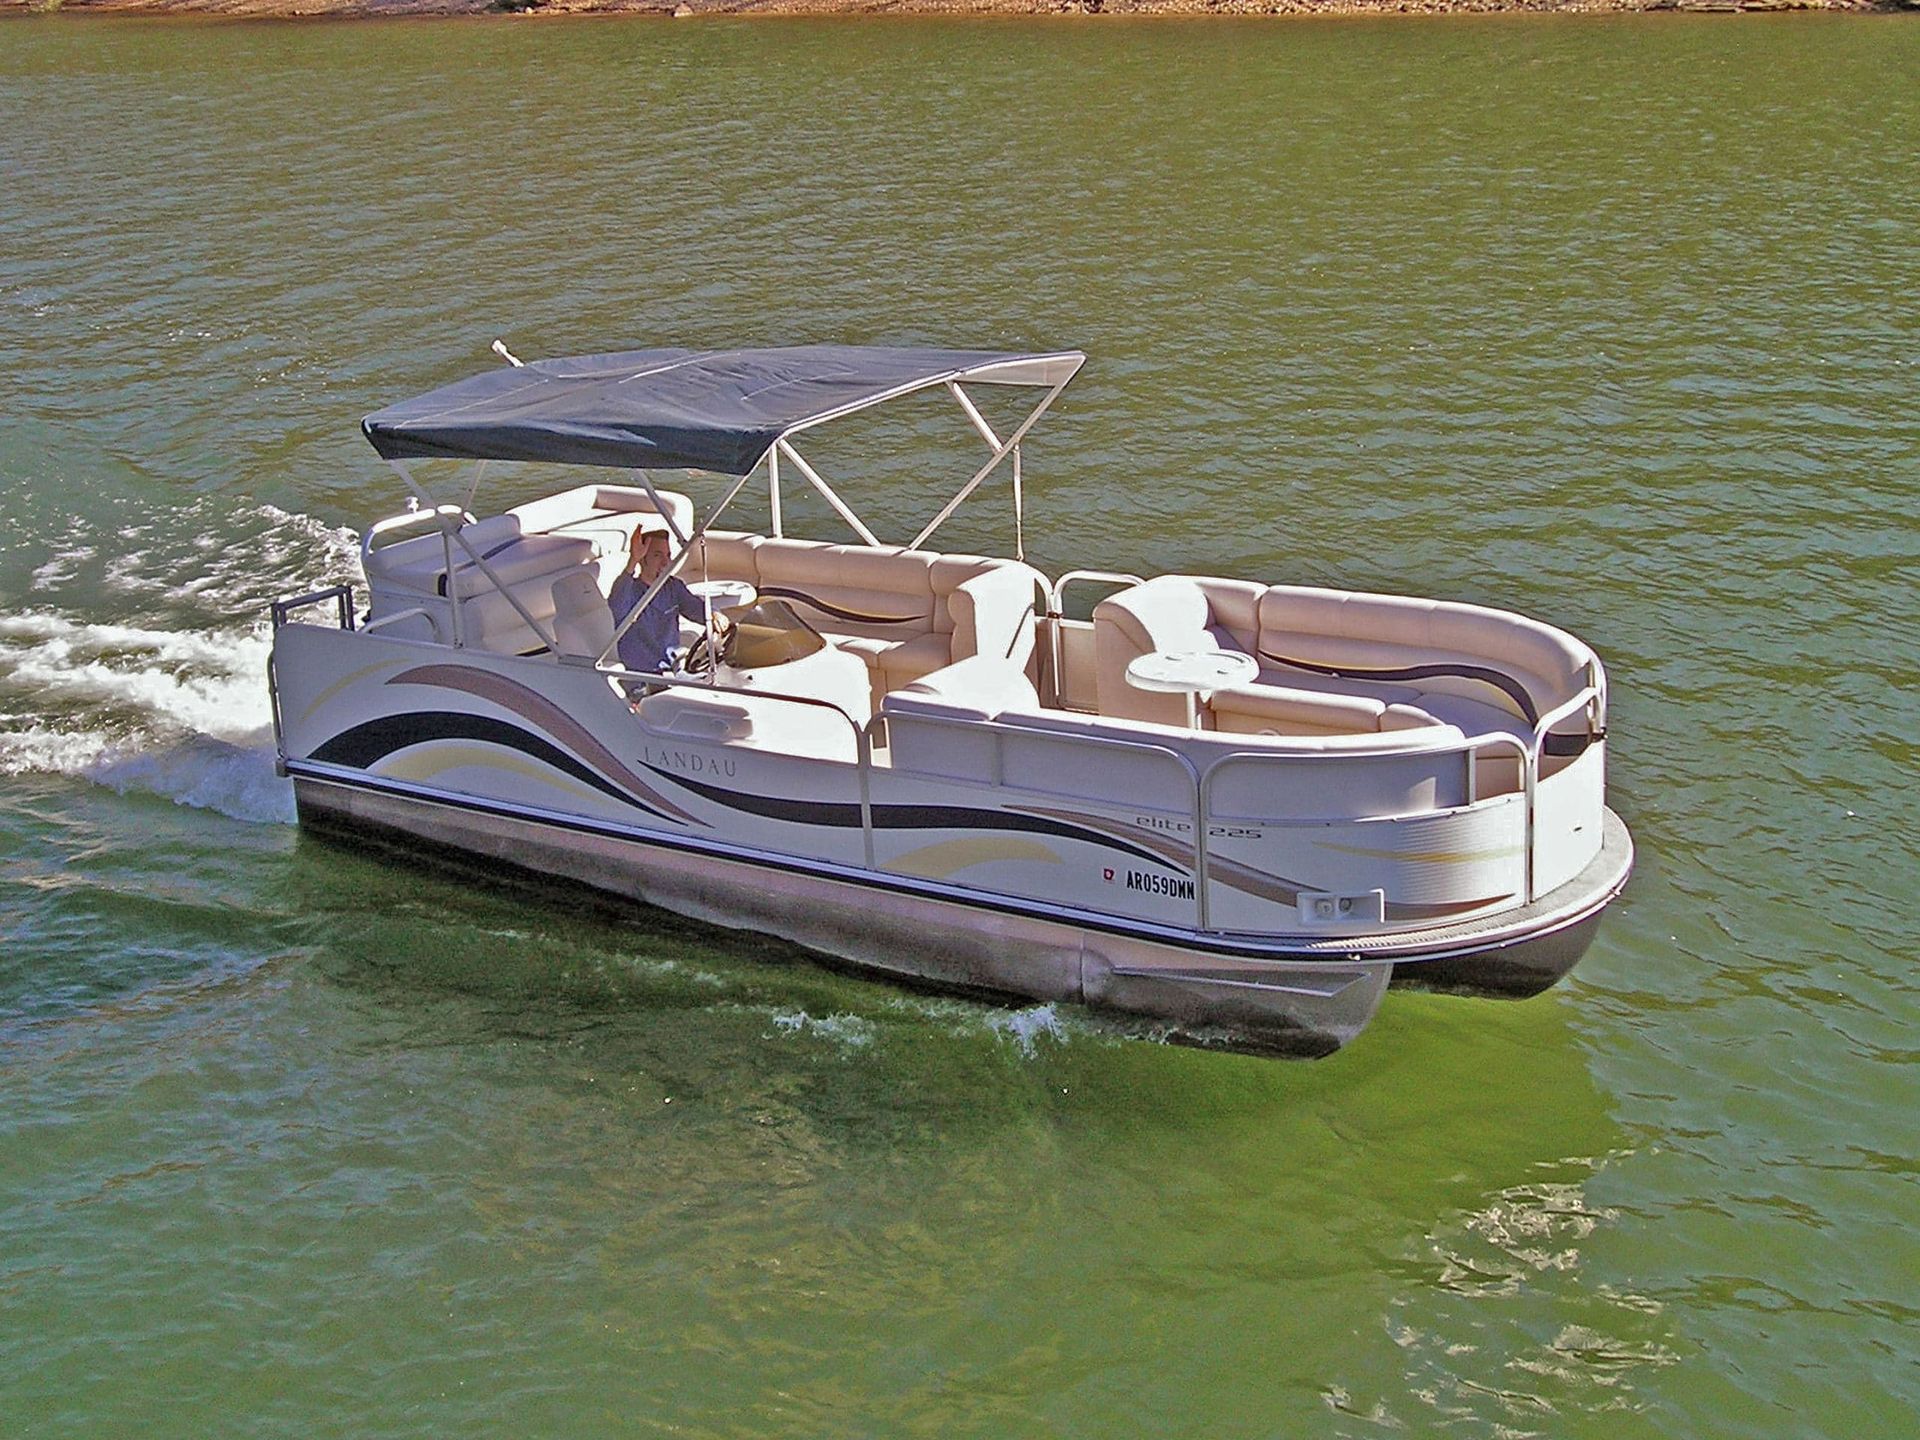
[274,600,1602,931]
[270,584,355,632]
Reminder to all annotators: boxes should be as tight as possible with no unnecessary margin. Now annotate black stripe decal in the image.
[756,586,925,627]
[290,765,1403,965]
[647,767,1172,869]
[293,762,1620,965]
[307,712,1169,868]
[309,713,664,818]
[1255,650,1543,727]
[1543,730,1601,758]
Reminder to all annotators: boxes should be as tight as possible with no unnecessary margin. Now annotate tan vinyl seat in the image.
[881,656,1041,781]
[363,485,695,656]
[683,533,1042,707]
[1093,575,1596,751]
[550,569,616,664]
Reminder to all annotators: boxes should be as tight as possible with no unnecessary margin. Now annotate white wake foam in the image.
[770,1009,878,1050]
[0,611,292,825]
[0,501,361,825]
[989,1004,1069,1056]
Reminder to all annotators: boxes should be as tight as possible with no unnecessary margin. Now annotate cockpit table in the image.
[1124,648,1258,728]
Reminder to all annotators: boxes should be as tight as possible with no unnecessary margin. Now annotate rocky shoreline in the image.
[6,0,1911,17]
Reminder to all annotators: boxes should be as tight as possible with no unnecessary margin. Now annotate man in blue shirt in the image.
[607,524,706,675]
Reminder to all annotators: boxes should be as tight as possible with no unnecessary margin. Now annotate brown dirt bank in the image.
[6,0,1909,17]
[11,0,1915,17]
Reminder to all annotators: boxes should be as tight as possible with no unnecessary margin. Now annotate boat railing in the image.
[1196,731,1540,926]
[608,667,879,868]
[270,583,355,632]
[274,597,1595,924]
[883,705,1573,931]
[265,583,355,775]
[1042,569,1144,710]
[362,502,564,653]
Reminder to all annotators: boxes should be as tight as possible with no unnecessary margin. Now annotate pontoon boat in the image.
[268,345,1633,1057]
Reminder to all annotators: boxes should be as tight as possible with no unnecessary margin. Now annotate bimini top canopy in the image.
[361,345,1086,476]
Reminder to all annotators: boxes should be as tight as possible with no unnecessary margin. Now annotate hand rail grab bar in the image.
[270,583,355,632]
[1044,570,1145,713]
[362,502,474,541]
[1195,728,1538,923]
[1532,684,1601,750]
[610,666,876,868]
[874,704,1207,923]
[362,606,432,637]
[1048,569,1145,617]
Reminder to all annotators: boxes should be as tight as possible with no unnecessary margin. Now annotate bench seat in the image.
[1093,575,1596,766]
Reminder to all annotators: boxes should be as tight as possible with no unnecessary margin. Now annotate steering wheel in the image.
[680,616,732,677]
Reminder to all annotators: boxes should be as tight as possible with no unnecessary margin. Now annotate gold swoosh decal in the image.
[297,659,400,724]
[375,743,614,809]
[1315,841,1523,863]
[887,836,1061,880]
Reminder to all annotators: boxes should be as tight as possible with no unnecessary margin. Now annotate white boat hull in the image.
[290,770,1392,1057]
[286,758,1630,1057]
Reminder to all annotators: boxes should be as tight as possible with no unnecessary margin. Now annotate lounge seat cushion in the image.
[883,656,1040,723]
[438,533,595,597]
[1209,682,1448,738]
[550,570,615,663]
[1094,575,1595,745]
[1210,683,1389,736]
[836,632,953,706]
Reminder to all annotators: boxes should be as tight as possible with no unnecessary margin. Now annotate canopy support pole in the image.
[910,375,1070,553]
[385,459,462,645]
[442,524,562,655]
[630,469,691,546]
[387,459,438,513]
[1012,443,1024,562]
[768,447,783,539]
[596,461,760,670]
[947,382,1026,561]
[776,439,882,548]
[947,382,1002,452]
[384,460,563,654]
[461,460,490,514]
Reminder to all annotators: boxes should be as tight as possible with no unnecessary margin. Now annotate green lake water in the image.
[2,14,1916,1436]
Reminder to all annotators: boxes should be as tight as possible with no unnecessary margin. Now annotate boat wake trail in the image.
[0,503,361,825]
[0,613,293,823]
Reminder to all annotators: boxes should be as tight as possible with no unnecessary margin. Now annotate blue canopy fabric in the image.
[361,345,1085,476]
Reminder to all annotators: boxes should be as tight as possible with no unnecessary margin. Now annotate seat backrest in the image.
[882,656,1040,723]
[1255,586,1592,725]
[365,514,524,597]
[1090,577,1216,725]
[690,531,764,587]
[509,484,695,540]
[753,540,938,640]
[550,570,615,663]
[938,560,1043,670]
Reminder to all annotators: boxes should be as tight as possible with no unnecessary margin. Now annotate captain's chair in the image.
[550,569,615,665]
